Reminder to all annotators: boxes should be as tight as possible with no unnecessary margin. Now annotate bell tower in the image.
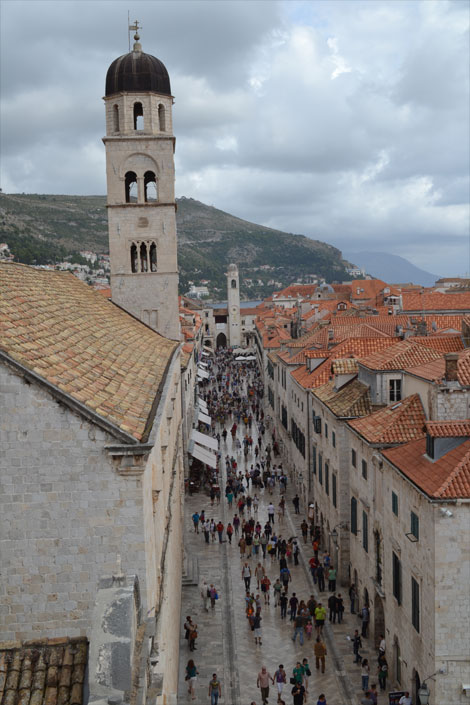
[103,28,179,340]
[227,263,241,348]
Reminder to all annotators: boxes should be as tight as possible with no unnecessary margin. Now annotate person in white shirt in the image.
[267,503,275,524]
[399,693,412,705]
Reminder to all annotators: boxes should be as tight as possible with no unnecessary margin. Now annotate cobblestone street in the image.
[178,369,387,705]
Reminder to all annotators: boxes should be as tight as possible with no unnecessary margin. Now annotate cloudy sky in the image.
[1,0,469,275]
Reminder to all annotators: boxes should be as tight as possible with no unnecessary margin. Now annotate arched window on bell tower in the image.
[125,171,137,203]
[144,171,157,202]
[113,104,120,132]
[149,242,157,271]
[231,279,237,289]
[158,104,166,131]
[133,102,144,130]
[140,242,148,272]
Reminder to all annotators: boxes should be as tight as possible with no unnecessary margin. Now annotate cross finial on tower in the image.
[128,19,142,52]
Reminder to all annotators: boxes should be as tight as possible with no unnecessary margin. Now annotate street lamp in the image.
[418,682,430,705]
[331,527,338,547]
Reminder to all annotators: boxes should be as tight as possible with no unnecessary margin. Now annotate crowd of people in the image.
[183,347,398,705]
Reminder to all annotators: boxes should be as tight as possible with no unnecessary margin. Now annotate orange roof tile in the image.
[0,263,178,441]
[382,438,470,498]
[348,393,426,444]
[411,335,464,353]
[359,339,442,371]
[402,292,470,312]
[425,421,470,438]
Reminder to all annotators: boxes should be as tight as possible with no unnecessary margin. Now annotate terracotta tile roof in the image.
[359,339,442,371]
[350,279,389,302]
[401,292,470,312]
[347,393,426,444]
[277,349,307,364]
[313,378,371,417]
[382,438,470,499]
[292,337,397,389]
[332,358,359,374]
[411,335,464,353]
[425,420,470,438]
[96,287,111,298]
[0,263,178,441]
[457,348,470,385]
[0,637,88,705]
[405,347,470,386]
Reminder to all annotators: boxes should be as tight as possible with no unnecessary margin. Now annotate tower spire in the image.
[128,19,142,52]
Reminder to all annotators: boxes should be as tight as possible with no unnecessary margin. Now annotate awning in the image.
[198,410,212,425]
[191,443,218,469]
[191,430,218,451]
[201,351,210,357]
[197,368,209,379]
[198,361,208,368]
[203,346,214,354]
[197,396,208,407]
[235,355,257,361]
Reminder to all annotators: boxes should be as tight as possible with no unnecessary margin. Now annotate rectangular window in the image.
[325,423,328,439]
[281,405,288,430]
[411,577,420,632]
[332,474,337,507]
[362,511,368,552]
[325,463,329,496]
[332,431,336,448]
[319,454,323,485]
[312,445,317,475]
[389,378,402,402]
[352,449,357,468]
[351,497,357,535]
[392,492,398,516]
[362,459,368,480]
[392,552,402,604]
[410,512,419,540]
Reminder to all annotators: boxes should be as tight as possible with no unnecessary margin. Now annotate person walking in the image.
[242,563,252,590]
[185,659,198,700]
[327,566,336,592]
[300,520,308,543]
[314,636,327,673]
[216,520,224,543]
[268,503,275,524]
[352,630,362,663]
[192,512,200,533]
[314,603,326,636]
[208,673,221,705]
[253,612,263,645]
[301,658,311,694]
[292,494,300,514]
[292,613,304,646]
[239,535,246,557]
[255,562,265,589]
[274,665,287,702]
[361,604,370,638]
[273,578,282,606]
[261,575,271,604]
[291,681,306,705]
[377,659,388,691]
[280,591,288,619]
[209,584,218,609]
[257,666,274,705]
[289,592,299,621]
[316,695,327,705]
[226,522,233,544]
[188,622,198,652]
[398,692,412,705]
[328,593,337,623]
[361,658,370,691]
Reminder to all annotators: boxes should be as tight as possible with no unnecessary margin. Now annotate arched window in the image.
[134,102,144,130]
[113,104,120,132]
[144,171,157,202]
[158,104,166,131]
[140,242,148,272]
[149,242,157,272]
[125,171,137,203]
[130,243,138,273]
[231,279,237,289]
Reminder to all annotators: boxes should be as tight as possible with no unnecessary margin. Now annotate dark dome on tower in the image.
[105,39,171,97]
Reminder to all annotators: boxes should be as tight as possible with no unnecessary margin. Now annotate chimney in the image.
[444,352,459,382]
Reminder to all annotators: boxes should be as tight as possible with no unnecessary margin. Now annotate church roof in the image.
[0,263,178,442]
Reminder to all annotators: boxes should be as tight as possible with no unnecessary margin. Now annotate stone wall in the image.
[0,363,148,640]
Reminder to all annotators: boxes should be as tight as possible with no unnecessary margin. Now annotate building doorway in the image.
[216,333,227,348]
